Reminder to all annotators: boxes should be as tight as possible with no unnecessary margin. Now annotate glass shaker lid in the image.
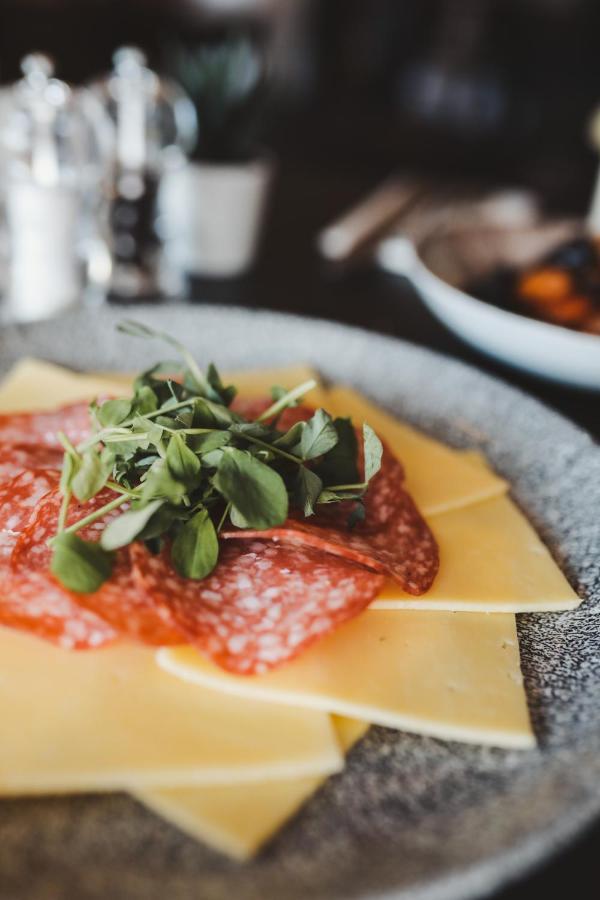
[0,53,114,189]
[91,46,197,175]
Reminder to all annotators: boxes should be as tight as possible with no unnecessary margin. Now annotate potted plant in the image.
[160,37,273,278]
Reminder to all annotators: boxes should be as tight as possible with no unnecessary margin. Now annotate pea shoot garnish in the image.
[50,321,383,593]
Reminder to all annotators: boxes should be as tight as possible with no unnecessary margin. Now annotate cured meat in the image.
[223,421,439,596]
[0,443,62,487]
[0,472,116,649]
[131,539,385,675]
[0,401,92,449]
[0,468,60,545]
[11,488,183,646]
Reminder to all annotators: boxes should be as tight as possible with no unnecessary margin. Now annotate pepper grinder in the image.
[0,54,114,322]
[91,47,197,300]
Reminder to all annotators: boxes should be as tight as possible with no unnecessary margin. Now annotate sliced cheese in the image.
[326,385,508,516]
[374,494,580,612]
[135,716,368,860]
[158,610,534,750]
[0,627,342,794]
[0,359,129,411]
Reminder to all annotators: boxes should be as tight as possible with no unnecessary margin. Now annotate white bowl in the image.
[378,219,600,390]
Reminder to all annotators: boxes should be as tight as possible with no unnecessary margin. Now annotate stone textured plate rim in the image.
[0,303,598,900]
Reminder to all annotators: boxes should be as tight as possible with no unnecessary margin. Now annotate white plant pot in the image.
[159,157,273,278]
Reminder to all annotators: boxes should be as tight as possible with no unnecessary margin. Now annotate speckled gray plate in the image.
[0,306,598,900]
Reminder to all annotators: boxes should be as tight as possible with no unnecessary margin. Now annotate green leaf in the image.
[140,459,188,504]
[299,409,339,460]
[97,398,132,428]
[171,508,219,579]
[315,417,359,485]
[71,449,109,502]
[192,397,236,428]
[229,505,249,528]
[207,362,237,406]
[166,433,201,483]
[190,431,231,454]
[363,423,383,482]
[273,420,305,452]
[295,467,323,517]
[132,385,158,416]
[51,533,114,593]
[214,448,288,529]
[100,499,165,551]
[132,415,163,448]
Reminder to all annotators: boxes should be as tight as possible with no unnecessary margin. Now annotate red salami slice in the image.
[12,487,183,646]
[0,471,116,649]
[0,401,92,449]
[0,443,63,488]
[223,416,439,595]
[131,539,384,675]
[0,468,60,543]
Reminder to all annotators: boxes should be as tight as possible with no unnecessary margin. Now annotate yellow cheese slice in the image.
[158,610,534,750]
[0,359,130,411]
[135,717,368,860]
[0,627,342,795]
[326,385,508,516]
[374,494,580,612]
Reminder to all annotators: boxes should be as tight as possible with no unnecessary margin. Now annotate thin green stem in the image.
[256,379,317,423]
[217,501,232,533]
[63,494,129,536]
[241,433,303,465]
[324,481,367,492]
[57,488,71,532]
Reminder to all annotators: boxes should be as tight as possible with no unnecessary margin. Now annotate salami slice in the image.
[0,401,92,449]
[0,471,116,649]
[223,417,439,595]
[0,443,63,488]
[0,468,60,544]
[11,488,183,646]
[131,539,384,675]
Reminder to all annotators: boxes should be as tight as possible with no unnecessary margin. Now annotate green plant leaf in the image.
[315,417,359,486]
[295,467,322,517]
[299,409,339,460]
[97,398,132,428]
[71,449,109,502]
[140,459,188,504]
[363,423,383,483]
[132,384,158,416]
[51,533,114,593]
[166,433,201,482]
[171,508,219,579]
[100,499,165,551]
[214,448,288,529]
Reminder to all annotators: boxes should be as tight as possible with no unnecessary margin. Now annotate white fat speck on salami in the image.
[131,540,384,675]
[10,488,182,647]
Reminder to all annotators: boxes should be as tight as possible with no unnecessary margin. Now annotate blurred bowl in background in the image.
[378,216,600,390]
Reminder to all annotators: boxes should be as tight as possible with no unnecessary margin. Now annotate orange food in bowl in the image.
[518,268,572,303]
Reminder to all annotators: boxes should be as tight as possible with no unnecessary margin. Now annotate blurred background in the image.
[0,2,598,897]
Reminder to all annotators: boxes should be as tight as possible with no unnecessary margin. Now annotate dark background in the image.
[1,1,598,897]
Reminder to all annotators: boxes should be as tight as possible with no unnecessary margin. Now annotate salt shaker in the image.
[0,54,114,322]
[91,47,197,299]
